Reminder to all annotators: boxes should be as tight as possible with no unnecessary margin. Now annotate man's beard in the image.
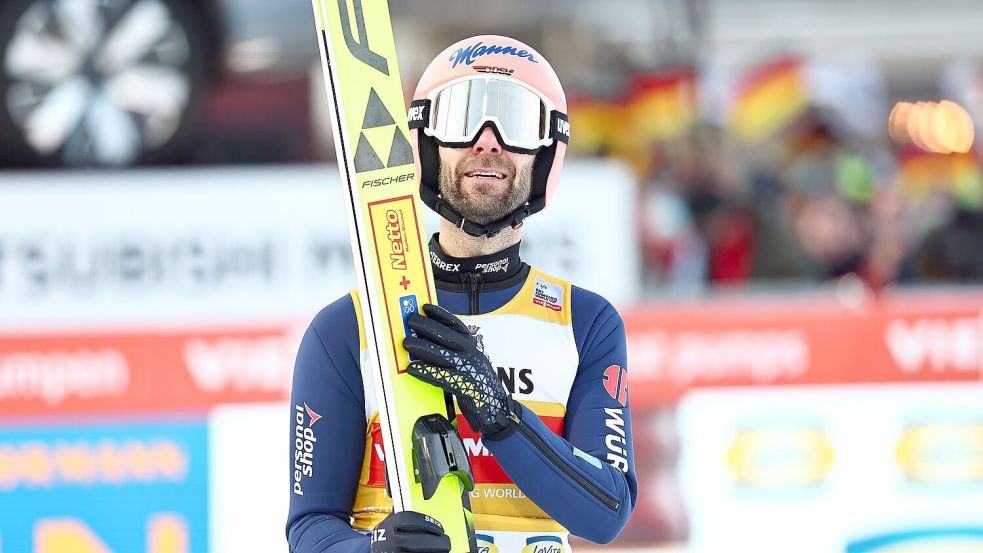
[438,156,533,225]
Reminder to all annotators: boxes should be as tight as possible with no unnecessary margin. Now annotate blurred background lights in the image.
[889,99,975,154]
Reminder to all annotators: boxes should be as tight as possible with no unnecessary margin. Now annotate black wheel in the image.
[0,0,213,167]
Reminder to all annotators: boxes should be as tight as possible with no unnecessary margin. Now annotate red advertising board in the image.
[3,291,981,418]
[623,291,983,405]
[0,325,302,419]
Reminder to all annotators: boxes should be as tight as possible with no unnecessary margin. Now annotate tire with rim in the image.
[0,0,213,167]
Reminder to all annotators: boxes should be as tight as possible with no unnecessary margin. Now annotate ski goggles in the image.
[408,76,569,154]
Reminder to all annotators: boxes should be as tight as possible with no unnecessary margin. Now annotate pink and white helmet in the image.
[408,35,569,237]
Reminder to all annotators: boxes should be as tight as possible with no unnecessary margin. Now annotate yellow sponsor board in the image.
[726,426,834,488]
[895,422,983,483]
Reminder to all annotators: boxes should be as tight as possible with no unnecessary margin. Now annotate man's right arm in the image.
[286,295,371,553]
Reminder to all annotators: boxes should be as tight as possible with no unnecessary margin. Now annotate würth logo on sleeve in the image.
[604,407,629,473]
[602,364,628,407]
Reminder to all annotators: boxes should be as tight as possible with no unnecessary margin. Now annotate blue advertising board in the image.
[0,419,208,552]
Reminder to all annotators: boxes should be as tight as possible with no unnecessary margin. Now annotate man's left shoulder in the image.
[566,283,627,364]
[570,284,619,316]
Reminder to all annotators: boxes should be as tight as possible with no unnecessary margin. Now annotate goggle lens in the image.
[427,78,550,151]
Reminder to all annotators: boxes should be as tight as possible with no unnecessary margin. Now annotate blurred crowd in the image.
[633,112,983,294]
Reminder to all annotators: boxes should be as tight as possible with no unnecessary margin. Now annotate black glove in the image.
[371,511,450,553]
[403,304,519,439]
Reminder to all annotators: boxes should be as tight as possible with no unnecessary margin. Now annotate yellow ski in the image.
[309,1,476,551]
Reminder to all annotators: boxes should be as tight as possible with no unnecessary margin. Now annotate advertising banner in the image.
[0,420,209,552]
[0,162,640,334]
[0,325,303,418]
[624,292,983,405]
[677,384,983,553]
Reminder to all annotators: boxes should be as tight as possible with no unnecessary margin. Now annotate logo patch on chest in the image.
[532,277,563,312]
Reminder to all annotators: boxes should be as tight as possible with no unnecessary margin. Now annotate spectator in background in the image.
[859,182,910,289]
[769,110,917,288]
[638,96,981,292]
[689,185,809,285]
[786,191,866,280]
[909,184,983,281]
[639,181,708,295]
[639,125,810,292]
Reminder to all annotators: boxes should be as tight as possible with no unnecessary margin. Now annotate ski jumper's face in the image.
[437,127,536,226]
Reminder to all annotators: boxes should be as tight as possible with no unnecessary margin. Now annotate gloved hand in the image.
[403,304,519,439]
[371,511,450,553]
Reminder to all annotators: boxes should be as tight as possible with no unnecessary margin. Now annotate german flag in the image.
[626,67,698,142]
[899,147,981,208]
[567,94,624,157]
[729,57,809,142]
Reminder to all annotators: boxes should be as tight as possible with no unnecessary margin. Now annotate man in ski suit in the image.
[287,35,637,553]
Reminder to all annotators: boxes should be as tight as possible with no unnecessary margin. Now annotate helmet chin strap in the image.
[432,195,530,238]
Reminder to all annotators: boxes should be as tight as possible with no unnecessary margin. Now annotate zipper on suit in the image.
[506,409,620,511]
[467,273,482,315]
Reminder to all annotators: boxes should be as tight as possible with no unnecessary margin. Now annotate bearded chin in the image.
[438,163,532,226]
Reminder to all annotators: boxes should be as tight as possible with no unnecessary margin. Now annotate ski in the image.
[308,1,476,551]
